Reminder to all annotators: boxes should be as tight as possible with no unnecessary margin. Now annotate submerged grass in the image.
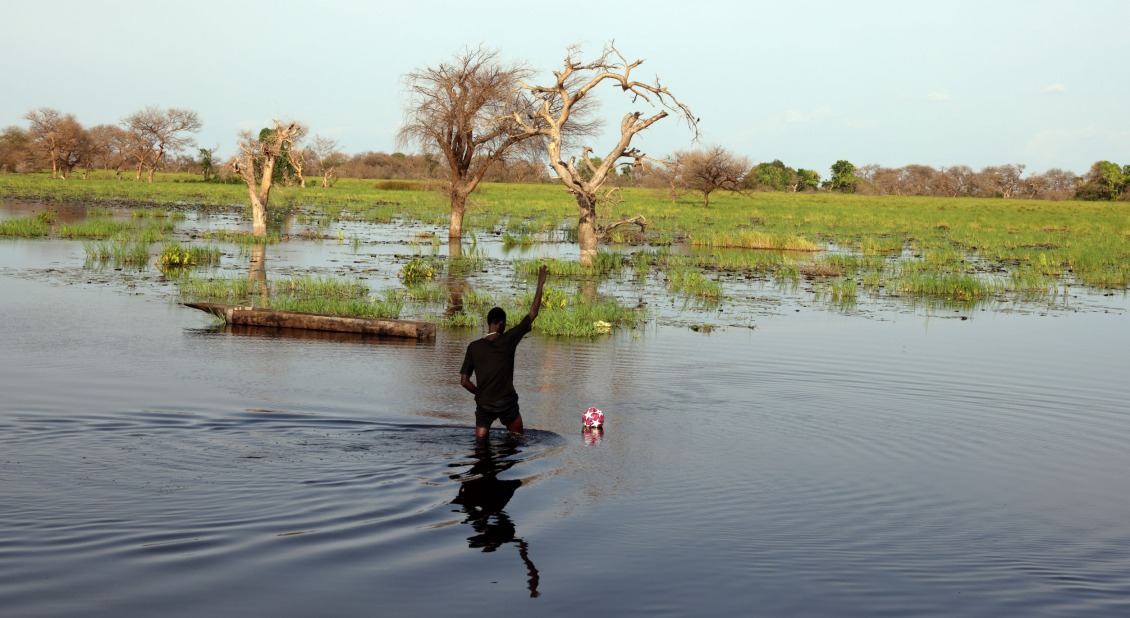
[178,276,263,301]
[273,275,370,299]
[266,293,403,319]
[890,273,998,302]
[664,266,723,300]
[83,240,151,267]
[57,219,133,239]
[690,230,820,252]
[514,251,625,279]
[178,274,400,318]
[200,229,281,245]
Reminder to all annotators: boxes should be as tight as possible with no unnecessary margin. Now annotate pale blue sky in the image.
[3,0,1126,175]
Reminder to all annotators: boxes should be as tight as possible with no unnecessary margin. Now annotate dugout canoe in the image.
[184,302,436,340]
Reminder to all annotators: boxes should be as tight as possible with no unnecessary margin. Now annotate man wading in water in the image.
[460,265,548,440]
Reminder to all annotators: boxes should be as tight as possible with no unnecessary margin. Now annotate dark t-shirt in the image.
[460,314,534,407]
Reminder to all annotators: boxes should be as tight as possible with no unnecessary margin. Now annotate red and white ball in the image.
[582,407,604,428]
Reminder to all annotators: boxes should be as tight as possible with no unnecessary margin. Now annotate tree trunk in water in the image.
[448,190,467,240]
[249,188,268,237]
[575,193,598,266]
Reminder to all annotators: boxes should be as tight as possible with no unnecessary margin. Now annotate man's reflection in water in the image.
[450,439,540,597]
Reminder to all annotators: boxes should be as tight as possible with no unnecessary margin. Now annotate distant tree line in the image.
[2,107,1127,204]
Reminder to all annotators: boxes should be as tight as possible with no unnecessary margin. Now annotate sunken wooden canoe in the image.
[184,302,436,340]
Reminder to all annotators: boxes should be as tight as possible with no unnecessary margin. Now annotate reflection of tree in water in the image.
[248,243,269,304]
[449,439,540,598]
[445,238,469,317]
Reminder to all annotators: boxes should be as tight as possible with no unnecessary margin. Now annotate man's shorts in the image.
[475,392,520,428]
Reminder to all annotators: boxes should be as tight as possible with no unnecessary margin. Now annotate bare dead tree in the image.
[398,47,586,240]
[278,123,309,187]
[122,106,202,182]
[232,120,302,236]
[309,135,344,188]
[517,43,699,264]
[677,145,750,207]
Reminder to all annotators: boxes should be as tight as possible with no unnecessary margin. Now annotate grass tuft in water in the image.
[274,275,370,299]
[266,292,403,319]
[56,219,133,239]
[83,240,151,267]
[178,276,264,301]
[0,215,51,237]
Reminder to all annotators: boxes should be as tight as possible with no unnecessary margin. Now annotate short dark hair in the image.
[486,306,506,326]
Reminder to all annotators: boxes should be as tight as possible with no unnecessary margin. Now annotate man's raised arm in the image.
[528,265,548,321]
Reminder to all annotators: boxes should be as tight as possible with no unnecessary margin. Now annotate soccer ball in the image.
[582,407,604,428]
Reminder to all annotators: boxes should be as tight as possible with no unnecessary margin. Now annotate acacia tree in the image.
[87,124,131,175]
[0,126,33,173]
[517,44,698,264]
[24,108,89,179]
[122,106,202,182]
[232,120,302,236]
[678,146,749,207]
[398,47,556,240]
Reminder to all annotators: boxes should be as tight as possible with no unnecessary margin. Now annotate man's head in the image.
[486,307,506,333]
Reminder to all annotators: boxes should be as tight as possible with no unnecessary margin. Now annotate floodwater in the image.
[2,201,1130,617]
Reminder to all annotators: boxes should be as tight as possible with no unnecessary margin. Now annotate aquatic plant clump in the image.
[155,243,222,268]
[399,258,437,283]
[534,297,646,337]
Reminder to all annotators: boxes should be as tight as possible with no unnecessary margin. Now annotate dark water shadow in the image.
[449,437,541,597]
